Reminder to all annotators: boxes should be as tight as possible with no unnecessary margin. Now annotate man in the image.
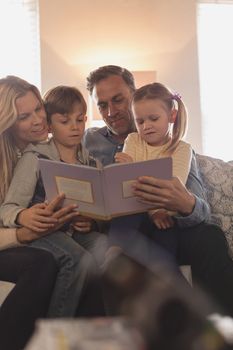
[84,65,136,166]
[83,65,233,316]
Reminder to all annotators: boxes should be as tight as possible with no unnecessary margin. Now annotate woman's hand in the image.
[114,152,133,163]
[16,194,80,242]
[17,203,58,232]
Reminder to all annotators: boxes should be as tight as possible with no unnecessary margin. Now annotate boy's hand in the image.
[71,215,94,233]
[150,210,174,230]
[114,152,133,163]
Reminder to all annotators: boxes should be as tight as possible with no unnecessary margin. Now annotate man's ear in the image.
[170,109,177,123]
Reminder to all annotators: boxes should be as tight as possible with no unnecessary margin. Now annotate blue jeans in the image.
[108,213,180,274]
[29,231,98,317]
[73,231,108,266]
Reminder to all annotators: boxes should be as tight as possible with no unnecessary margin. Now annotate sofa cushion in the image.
[196,154,233,253]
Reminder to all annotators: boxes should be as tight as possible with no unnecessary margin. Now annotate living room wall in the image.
[39,0,202,153]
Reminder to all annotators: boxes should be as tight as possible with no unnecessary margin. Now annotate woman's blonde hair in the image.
[0,75,42,203]
[132,82,188,155]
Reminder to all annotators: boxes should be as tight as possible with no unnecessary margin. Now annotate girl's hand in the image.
[114,152,133,163]
[150,210,174,230]
[71,215,94,233]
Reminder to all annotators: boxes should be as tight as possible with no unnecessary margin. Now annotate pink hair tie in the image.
[172,92,182,100]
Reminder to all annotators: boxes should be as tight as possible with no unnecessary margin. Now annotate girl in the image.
[0,75,78,350]
[0,85,107,317]
[107,82,192,272]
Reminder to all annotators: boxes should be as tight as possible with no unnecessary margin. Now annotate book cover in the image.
[39,157,172,220]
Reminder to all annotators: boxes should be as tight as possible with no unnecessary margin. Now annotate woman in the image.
[0,75,80,350]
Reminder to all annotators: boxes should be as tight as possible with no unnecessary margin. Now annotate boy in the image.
[0,86,107,317]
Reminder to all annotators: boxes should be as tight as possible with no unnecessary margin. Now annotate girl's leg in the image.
[108,214,179,273]
[0,246,57,350]
[108,213,145,249]
[29,231,98,317]
[142,216,178,257]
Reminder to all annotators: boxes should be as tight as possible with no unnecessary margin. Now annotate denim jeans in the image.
[29,230,98,317]
[73,231,108,266]
[108,213,180,274]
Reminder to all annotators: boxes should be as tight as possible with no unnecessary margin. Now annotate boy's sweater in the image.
[0,138,92,228]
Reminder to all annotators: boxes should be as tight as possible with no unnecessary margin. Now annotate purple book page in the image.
[103,157,172,218]
[39,159,108,219]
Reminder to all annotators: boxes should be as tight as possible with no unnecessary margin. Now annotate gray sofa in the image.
[0,154,232,304]
[196,154,233,254]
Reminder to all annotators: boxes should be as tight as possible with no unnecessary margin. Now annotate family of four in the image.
[0,65,232,350]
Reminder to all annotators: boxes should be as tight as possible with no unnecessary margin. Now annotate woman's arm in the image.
[0,194,80,249]
[0,228,21,250]
[0,152,39,228]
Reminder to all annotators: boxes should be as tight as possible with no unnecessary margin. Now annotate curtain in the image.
[0,0,40,87]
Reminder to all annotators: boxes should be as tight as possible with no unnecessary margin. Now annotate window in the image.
[197,1,233,161]
[0,0,40,87]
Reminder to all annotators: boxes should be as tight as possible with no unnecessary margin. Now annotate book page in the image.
[39,159,107,219]
[104,157,172,217]
[122,180,136,198]
[55,176,93,203]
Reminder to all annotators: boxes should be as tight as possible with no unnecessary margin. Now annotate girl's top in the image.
[123,132,192,186]
[123,132,192,218]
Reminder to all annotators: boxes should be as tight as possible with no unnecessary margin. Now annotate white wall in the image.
[39,0,202,153]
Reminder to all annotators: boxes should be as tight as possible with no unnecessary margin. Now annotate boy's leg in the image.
[72,231,108,317]
[29,231,97,317]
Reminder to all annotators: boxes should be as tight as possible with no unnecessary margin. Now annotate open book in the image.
[39,157,172,220]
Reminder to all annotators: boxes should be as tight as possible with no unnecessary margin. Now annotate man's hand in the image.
[133,176,196,216]
[114,152,133,163]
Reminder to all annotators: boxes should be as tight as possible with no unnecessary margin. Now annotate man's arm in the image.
[176,151,211,227]
[132,153,211,228]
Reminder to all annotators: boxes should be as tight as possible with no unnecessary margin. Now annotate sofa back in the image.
[196,154,233,253]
